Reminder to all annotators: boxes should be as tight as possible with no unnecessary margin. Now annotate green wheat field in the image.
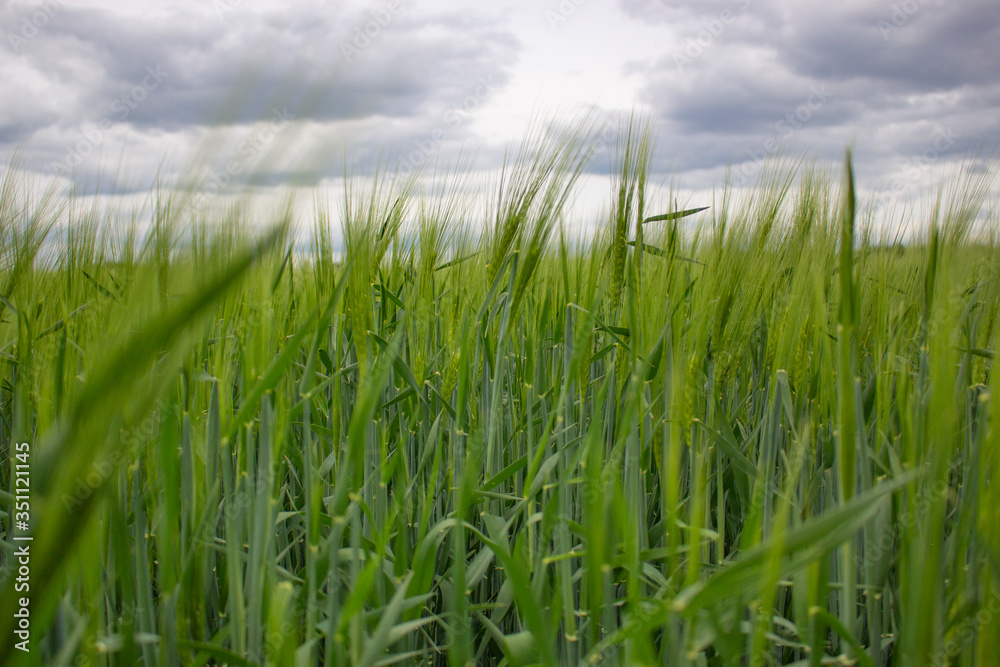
[1,120,998,666]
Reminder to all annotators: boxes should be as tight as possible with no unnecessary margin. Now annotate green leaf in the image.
[672,473,916,613]
[642,206,709,223]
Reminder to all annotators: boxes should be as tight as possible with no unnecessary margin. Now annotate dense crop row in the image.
[0,122,998,665]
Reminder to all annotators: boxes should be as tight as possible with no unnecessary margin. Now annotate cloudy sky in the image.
[2,0,998,233]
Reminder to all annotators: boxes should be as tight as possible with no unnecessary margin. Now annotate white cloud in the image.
[0,0,996,227]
